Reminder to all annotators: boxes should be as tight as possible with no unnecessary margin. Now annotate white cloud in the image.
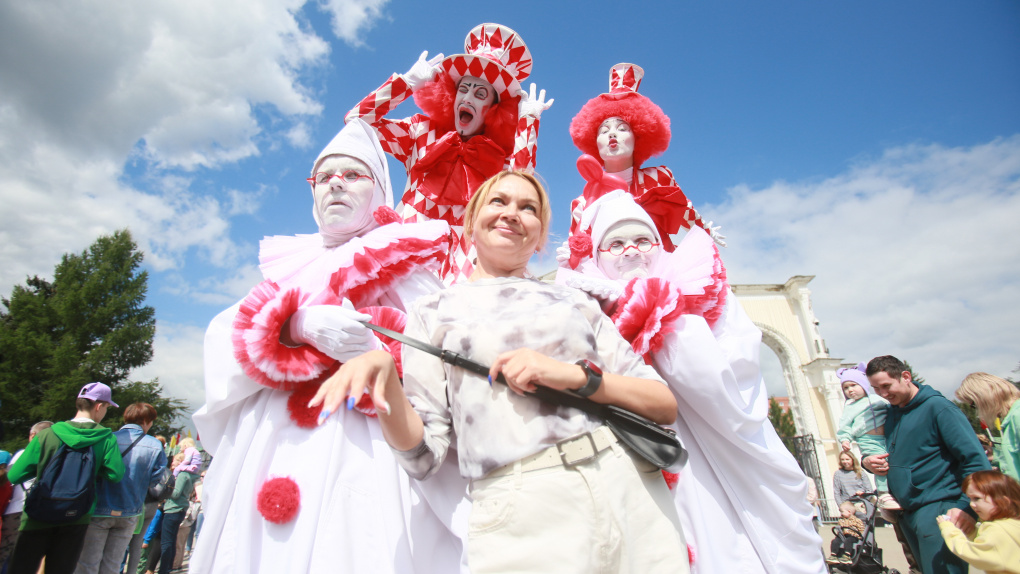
[132,321,208,422]
[0,0,388,297]
[709,137,1020,396]
[318,0,389,47]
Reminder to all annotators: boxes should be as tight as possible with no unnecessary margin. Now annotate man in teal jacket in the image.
[862,356,990,574]
[7,383,125,574]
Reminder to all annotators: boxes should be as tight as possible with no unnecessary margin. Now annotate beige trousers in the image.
[467,442,689,574]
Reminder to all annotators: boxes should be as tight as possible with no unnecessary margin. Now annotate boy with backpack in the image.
[6,383,125,574]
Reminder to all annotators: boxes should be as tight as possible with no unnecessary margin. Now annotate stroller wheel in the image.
[887,570,900,574]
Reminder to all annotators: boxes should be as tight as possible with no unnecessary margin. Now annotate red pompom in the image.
[688,543,696,568]
[257,477,301,524]
[373,206,401,226]
[661,469,679,490]
[286,381,326,429]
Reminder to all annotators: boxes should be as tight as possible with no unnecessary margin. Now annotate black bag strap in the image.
[120,432,146,458]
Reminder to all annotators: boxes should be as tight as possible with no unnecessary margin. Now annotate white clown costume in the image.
[191,120,468,574]
[557,185,826,574]
[346,23,548,282]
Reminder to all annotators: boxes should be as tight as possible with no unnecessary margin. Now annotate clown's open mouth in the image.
[458,106,475,125]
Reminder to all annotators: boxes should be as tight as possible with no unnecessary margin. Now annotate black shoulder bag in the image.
[363,322,687,471]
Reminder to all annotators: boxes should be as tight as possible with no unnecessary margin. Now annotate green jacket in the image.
[8,420,125,530]
[997,400,1020,482]
[163,469,196,515]
[884,384,990,513]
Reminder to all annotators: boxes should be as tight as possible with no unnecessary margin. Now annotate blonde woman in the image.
[312,170,689,573]
[833,451,873,506]
[956,372,1020,481]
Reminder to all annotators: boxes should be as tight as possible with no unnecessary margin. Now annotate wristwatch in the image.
[574,360,603,398]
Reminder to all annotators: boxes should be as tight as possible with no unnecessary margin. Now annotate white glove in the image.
[402,50,444,91]
[518,83,554,119]
[706,221,727,248]
[555,240,571,265]
[287,301,382,363]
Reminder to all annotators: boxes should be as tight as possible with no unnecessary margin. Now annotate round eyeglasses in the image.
[306,170,374,186]
[598,238,660,256]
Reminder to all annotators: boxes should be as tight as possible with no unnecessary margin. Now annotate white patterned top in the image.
[396,277,665,480]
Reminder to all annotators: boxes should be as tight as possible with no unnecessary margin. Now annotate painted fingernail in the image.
[487,375,493,386]
[346,396,356,410]
[317,409,331,425]
[378,400,392,416]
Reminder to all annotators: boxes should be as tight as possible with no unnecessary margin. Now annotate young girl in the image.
[836,362,897,508]
[937,470,1020,573]
[827,501,866,565]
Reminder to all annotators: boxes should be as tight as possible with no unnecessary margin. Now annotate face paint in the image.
[597,221,660,281]
[311,155,376,236]
[596,116,635,169]
[455,76,496,138]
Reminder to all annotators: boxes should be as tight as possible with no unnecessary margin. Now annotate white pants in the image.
[467,442,689,574]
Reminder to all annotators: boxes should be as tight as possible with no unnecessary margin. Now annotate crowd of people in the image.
[0,384,204,574]
[3,20,1019,574]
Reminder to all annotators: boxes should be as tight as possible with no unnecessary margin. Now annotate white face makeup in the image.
[311,155,375,236]
[455,76,496,138]
[596,116,635,169]
[597,221,660,281]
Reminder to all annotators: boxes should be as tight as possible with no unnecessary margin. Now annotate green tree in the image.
[953,401,985,435]
[768,396,798,454]
[0,230,186,451]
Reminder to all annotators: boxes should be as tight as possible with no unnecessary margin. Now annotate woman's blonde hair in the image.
[955,372,1020,426]
[463,170,551,251]
[839,450,863,479]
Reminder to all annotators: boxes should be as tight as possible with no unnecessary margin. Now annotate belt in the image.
[485,426,618,479]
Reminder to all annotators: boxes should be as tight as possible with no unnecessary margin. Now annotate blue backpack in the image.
[24,441,97,523]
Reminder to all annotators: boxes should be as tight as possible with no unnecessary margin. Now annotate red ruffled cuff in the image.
[682,245,728,329]
[612,277,686,363]
[330,232,448,306]
[233,280,337,391]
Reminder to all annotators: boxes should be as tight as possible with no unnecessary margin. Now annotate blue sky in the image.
[1,0,1018,419]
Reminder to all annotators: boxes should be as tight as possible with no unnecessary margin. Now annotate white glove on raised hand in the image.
[555,240,572,265]
[287,301,382,363]
[518,83,554,119]
[706,221,727,248]
[402,50,444,91]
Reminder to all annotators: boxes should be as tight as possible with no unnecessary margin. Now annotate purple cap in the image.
[837,362,873,395]
[78,382,118,408]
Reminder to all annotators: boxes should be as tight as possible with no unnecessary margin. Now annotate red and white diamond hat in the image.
[440,23,533,99]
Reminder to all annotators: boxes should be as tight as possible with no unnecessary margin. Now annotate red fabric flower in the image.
[568,234,593,269]
[373,206,401,226]
[257,477,300,524]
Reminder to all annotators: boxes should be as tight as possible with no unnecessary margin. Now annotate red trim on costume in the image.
[662,469,679,490]
[683,246,728,329]
[257,477,301,524]
[330,233,448,307]
[612,277,685,363]
[373,206,401,226]
[233,281,336,391]
[286,375,335,429]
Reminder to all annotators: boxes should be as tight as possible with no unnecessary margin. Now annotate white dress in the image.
[191,221,469,574]
[558,226,827,574]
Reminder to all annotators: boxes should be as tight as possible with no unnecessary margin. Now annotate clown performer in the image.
[563,63,724,256]
[556,174,826,574]
[346,23,553,282]
[191,119,467,573]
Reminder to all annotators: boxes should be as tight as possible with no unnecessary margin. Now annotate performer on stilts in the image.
[556,166,827,574]
[564,62,724,246]
[346,23,553,282]
[191,119,467,573]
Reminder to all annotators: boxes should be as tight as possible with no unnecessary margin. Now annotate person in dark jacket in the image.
[862,355,991,574]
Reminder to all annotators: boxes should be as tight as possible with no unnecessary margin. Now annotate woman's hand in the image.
[308,350,424,451]
[309,350,399,422]
[489,348,584,396]
[862,453,889,475]
[841,440,851,451]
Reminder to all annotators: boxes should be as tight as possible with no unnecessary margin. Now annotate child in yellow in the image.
[937,470,1020,574]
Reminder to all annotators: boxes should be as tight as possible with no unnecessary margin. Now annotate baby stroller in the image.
[827,492,899,574]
